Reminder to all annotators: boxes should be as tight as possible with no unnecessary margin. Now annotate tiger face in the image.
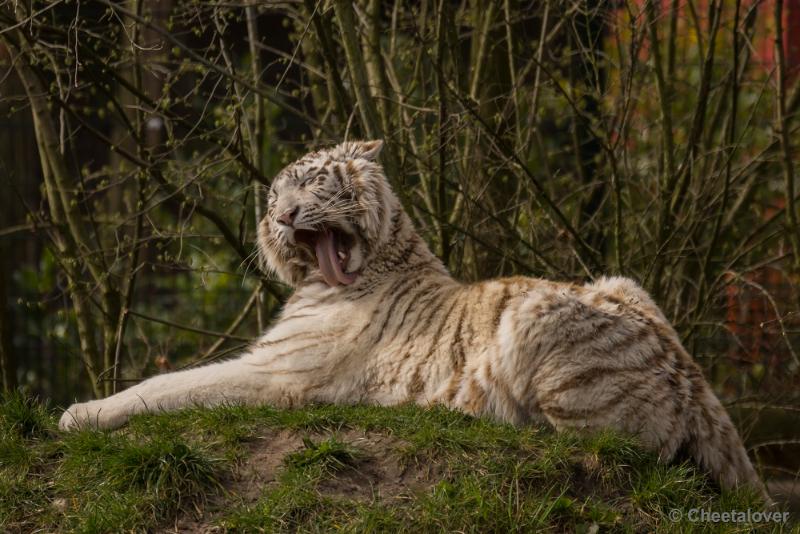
[257,140,395,287]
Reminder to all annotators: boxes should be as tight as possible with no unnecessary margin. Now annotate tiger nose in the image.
[277,207,299,226]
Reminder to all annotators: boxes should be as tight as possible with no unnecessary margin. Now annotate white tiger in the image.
[60,140,766,497]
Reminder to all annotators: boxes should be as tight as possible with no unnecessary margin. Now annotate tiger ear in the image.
[354,139,383,160]
[337,140,384,161]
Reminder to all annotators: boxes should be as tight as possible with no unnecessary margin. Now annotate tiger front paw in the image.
[59,400,128,431]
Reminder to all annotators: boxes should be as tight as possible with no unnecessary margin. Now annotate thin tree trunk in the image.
[4,21,109,398]
[0,248,15,392]
[246,3,270,331]
[775,0,800,268]
[332,0,400,184]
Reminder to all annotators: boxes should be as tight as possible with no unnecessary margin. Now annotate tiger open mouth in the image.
[294,227,357,286]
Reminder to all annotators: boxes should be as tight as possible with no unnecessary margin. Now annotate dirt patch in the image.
[167,427,437,533]
[228,429,304,501]
[166,428,304,533]
[314,431,437,502]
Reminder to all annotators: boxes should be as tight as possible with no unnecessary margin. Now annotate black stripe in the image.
[278,313,315,322]
[492,284,512,329]
[256,331,336,348]
[414,291,462,369]
[333,164,345,186]
[351,276,420,340]
[450,297,468,369]
[250,341,325,364]
[262,365,323,375]
[401,288,449,345]
[380,281,445,344]
[369,281,421,344]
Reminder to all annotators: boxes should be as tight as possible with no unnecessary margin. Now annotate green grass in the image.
[0,392,51,438]
[0,394,791,533]
[284,436,361,472]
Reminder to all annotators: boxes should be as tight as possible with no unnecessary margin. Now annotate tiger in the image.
[59,140,766,497]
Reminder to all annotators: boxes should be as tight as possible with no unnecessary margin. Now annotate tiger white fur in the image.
[60,140,765,496]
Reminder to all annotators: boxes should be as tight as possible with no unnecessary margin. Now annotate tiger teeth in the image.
[337,251,346,260]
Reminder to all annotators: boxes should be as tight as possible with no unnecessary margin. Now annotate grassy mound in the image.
[0,393,785,533]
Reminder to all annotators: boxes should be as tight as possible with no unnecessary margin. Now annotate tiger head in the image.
[257,140,399,287]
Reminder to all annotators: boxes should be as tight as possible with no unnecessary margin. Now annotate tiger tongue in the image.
[314,229,356,287]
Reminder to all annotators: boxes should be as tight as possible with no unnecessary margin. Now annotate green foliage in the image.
[0,391,51,438]
[0,395,227,532]
[57,430,224,524]
[0,472,56,531]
